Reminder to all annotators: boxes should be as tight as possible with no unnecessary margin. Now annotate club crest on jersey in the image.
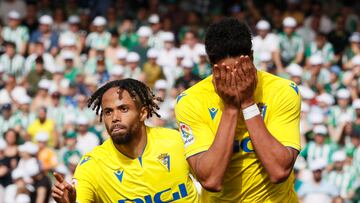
[179,123,194,147]
[157,153,170,172]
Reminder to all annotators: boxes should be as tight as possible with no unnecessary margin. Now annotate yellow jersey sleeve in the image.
[175,94,214,158]
[73,155,99,203]
[266,82,301,151]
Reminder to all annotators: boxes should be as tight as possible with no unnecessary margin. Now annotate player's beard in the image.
[110,122,140,145]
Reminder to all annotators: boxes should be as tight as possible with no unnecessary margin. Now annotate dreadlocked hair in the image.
[87,79,162,122]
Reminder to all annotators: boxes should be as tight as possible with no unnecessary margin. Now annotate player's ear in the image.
[139,106,148,122]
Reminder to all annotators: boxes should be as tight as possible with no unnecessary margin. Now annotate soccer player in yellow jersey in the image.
[175,18,301,202]
[52,79,199,203]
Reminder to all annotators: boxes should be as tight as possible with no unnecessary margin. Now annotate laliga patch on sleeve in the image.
[179,123,195,147]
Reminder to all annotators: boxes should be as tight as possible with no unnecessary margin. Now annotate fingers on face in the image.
[225,65,232,87]
[230,69,236,89]
[236,56,246,81]
[213,64,220,80]
[220,63,227,82]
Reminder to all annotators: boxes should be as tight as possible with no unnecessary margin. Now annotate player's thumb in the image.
[54,172,64,183]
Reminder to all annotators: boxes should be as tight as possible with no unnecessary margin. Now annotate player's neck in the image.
[115,125,147,159]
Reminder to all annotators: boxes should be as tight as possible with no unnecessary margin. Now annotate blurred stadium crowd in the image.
[0,0,360,202]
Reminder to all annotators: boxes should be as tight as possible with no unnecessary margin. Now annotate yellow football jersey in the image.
[175,70,301,203]
[73,127,199,203]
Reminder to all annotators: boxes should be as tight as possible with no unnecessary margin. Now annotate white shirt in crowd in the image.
[76,132,100,155]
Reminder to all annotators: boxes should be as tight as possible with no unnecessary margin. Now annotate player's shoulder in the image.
[148,127,184,148]
[175,75,214,106]
[259,70,300,98]
[81,140,113,163]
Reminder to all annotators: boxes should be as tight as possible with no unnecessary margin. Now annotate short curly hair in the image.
[205,18,252,65]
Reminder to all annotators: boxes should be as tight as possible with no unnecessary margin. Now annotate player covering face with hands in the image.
[174,18,301,202]
[212,55,257,110]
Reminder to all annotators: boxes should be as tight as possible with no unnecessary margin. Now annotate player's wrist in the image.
[224,104,239,113]
[240,99,255,109]
[242,103,260,120]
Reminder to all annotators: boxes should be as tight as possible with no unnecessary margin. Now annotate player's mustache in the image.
[111,123,126,131]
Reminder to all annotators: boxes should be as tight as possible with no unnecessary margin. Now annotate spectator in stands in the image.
[56,38,82,69]
[3,129,20,169]
[0,103,21,138]
[300,125,334,165]
[143,48,165,89]
[253,19,282,72]
[328,89,355,130]
[75,116,100,155]
[84,47,113,75]
[193,46,211,79]
[278,16,304,67]
[105,32,126,64]
[147,14,165,50]
[132,26,152,66]
[62,51,79,83]
[25,41,56,74]
[59,15,85,52]
[28,161,52,203]
[328,16,350,63]
[35,132,58,172]
[29,15,59,56]
[324,65,346,95]
[286,63,303,85]
[298,159,339,203]
[25,56,51,96]
[180,30,204,64]
[303,55,330,93]
[305,32,335,68]
[27,107,57,147]
[86,16,111,52]
[342,33,360,69]
[118,18,138,50]
[1,10,29,55]
[60,131,81,168]
[124,52,144,80]
[157,32,177,71]
[327,150,357,200]
[16,142,38,183]
[0,41,26,82]
[95,58,111,85]
[73,94,96,124]
[30,79,52,111]
[4,168,31,203]
[15,95,35,137]
[175,58,201,92]
[304,3,333,34]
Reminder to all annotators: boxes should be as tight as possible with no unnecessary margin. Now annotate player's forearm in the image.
[245,115,296,184]
[193,107,238,191]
